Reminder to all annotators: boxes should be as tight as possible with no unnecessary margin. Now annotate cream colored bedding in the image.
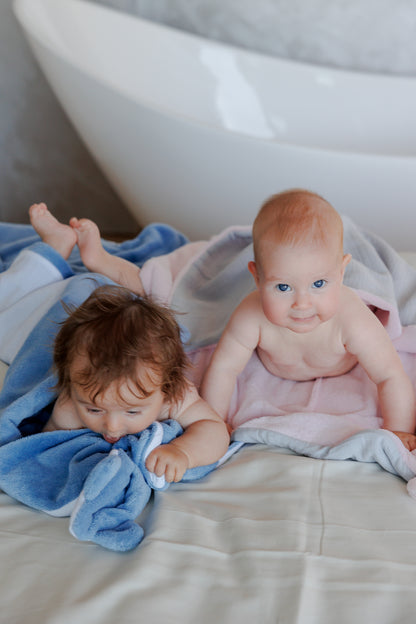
[2,256,416,623]
[1,438,416,623]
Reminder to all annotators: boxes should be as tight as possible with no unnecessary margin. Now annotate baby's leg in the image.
[71,218,144,295]
[29,203,77,259]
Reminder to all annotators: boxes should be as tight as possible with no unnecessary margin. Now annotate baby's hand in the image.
[391,431,416,452]
[145,443,190,483]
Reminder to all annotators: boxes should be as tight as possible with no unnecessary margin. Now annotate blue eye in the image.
[312,279,326,289]
[276,283,291,292]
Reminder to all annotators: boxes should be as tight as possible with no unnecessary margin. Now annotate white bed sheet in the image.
[1,441,416,623]
[2,256,416,623]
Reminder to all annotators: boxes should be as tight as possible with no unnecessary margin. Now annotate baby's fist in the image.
[146,443,190,482]
[392,431,416,452]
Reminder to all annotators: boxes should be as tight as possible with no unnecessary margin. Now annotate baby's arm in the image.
[200,295,261,419]
[145,385,230,482]
[344,294,416,449]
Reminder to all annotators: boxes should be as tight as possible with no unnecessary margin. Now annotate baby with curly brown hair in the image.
[27,202,229,482]
[43,284,230,482]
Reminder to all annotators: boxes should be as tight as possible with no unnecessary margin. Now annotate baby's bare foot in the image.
[70,217,106,272]
[29,203,77,259]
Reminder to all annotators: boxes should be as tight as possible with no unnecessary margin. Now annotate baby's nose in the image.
[293,291,311,308]
[105,415,123,435]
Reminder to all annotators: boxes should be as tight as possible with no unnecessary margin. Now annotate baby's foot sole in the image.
[29,203,77,259]
[70,217,105,271]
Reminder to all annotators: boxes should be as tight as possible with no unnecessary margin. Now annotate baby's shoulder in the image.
[339,285,369,313]
[228,290,264,332]
[158,382,200,421]
[338,286,384,334]
[234,290,263,318]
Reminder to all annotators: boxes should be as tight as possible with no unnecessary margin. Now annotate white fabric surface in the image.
[1,253,416,622]
[1,443,416,623]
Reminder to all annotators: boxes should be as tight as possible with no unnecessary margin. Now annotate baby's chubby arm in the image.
[200,294,262,420]
[343,291,416,448]
[145,385,230,483]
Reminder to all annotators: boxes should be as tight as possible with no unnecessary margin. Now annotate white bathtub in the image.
[13,0,416,249]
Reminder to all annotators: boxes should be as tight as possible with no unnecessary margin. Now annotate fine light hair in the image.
[252,188,344,265]
[53,284,190,406]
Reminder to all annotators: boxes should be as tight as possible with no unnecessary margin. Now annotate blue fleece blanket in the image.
[0,221,189,273]
[0,222,232,552]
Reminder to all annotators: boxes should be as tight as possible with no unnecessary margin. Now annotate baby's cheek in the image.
[317,295,339,321]
[263,303,287,327]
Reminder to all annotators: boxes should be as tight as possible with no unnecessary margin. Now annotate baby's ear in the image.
[341,253,352,275]
[248,261,260,286]
[342,253,352,268]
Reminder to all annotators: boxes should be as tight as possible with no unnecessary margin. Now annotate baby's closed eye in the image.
[87,407,103,414]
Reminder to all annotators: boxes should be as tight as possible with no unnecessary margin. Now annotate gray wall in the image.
[92,0,416,75]
[1,0,138,234]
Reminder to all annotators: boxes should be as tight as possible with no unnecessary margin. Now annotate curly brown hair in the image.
[53,284,190,405]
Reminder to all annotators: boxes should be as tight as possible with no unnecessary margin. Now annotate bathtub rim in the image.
[13,0,416,160]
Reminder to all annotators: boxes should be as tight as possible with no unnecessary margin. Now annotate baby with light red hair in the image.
[201,189,416,450]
